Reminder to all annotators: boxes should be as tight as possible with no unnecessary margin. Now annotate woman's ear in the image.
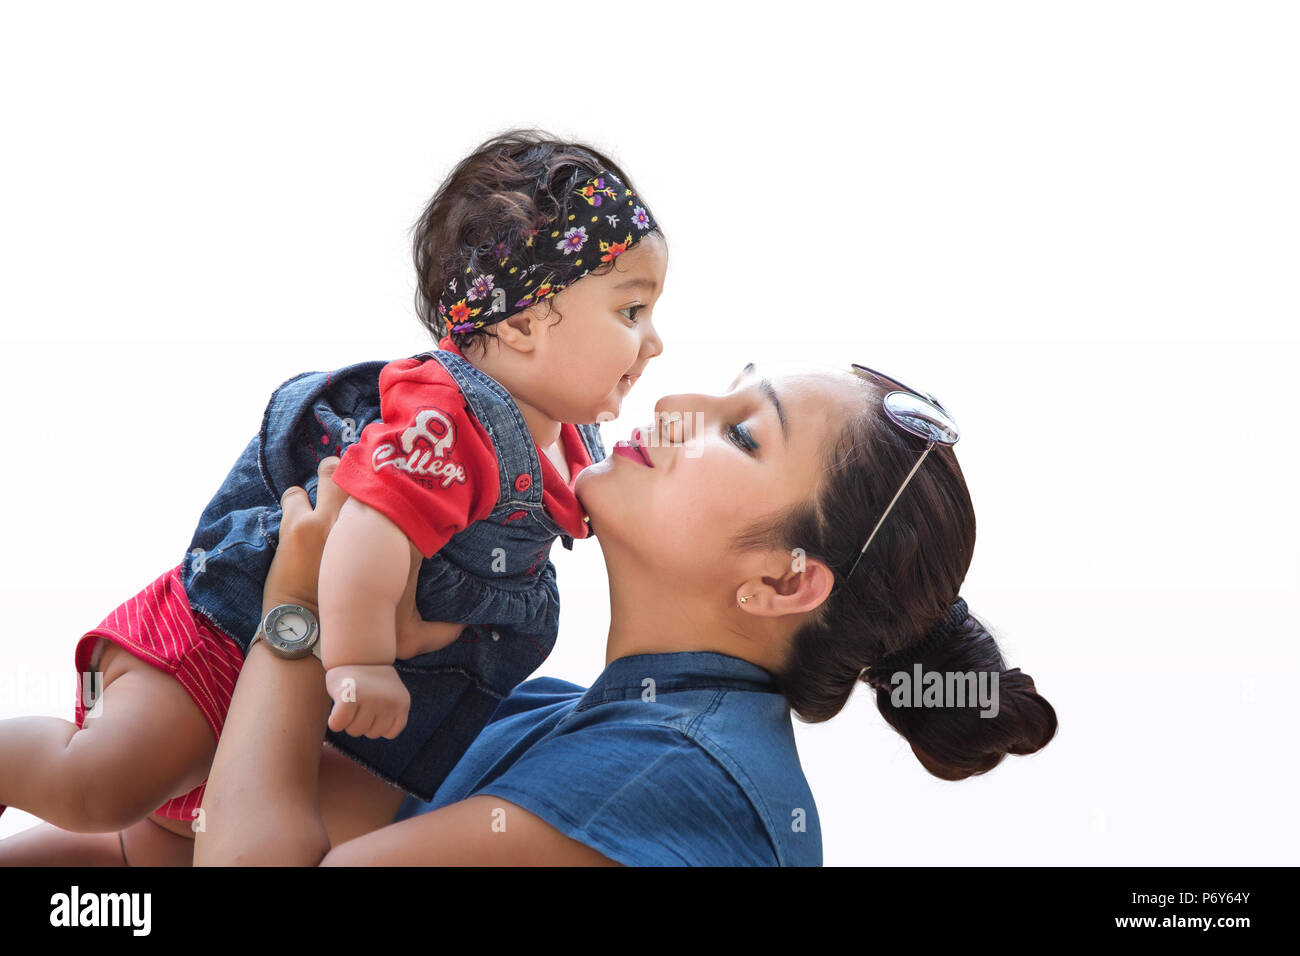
[736,555,835,617]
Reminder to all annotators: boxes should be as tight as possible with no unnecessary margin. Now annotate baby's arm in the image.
[319,496,409,667]
[318,357,496,737]
[318,498,471,738]
[318,497,413,738]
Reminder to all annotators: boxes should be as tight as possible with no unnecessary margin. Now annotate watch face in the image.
[263,605,318,658]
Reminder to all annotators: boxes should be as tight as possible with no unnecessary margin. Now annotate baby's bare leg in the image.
[0,821,126,865]
[1,742,407,865]
[0,643,217,833]
[0,813,201,866]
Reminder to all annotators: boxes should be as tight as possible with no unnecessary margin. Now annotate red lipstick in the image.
[612,427,654,467]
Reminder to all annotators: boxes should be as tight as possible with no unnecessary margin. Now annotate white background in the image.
[1,1,1296,865]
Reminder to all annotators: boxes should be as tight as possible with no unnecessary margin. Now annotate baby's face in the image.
[530,233,667,423]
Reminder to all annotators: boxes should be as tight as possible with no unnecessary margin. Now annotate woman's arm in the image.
[194,457,617,866]
[193,637,333,865]
[192,459,343,866]
[320,795,618,866]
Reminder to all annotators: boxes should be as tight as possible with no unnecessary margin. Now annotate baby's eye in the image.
[619,305,642,324]
[726,422,759,454]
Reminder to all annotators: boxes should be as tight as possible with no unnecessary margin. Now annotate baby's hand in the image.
[324,663,410,739]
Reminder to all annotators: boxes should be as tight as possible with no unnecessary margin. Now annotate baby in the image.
[0,131,666,840]
[314,155,667,779]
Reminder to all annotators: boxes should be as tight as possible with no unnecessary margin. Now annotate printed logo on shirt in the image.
[372,406,468,489]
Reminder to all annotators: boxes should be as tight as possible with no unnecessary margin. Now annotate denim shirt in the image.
[181,346,605,800]
[392,652,824,866]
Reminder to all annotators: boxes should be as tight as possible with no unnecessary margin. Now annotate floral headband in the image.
[438,170,660,334]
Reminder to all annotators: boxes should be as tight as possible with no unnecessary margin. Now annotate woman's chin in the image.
[574,457,623,522]
[574,456,611,491]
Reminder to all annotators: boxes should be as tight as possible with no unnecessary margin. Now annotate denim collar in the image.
[574,651,780,711]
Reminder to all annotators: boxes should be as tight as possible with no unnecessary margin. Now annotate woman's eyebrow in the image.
[760,378,788,440]
[730,363,787,440]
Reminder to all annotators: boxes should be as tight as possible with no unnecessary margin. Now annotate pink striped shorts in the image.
[73,564,245,821]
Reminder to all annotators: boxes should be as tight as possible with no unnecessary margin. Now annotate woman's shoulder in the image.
[468,654,824,866]
[487,675,587,724]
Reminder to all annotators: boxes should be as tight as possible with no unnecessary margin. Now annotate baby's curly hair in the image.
[411,129,662,358]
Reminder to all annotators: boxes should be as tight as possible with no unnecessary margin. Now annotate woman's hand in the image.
[263,456,349,618]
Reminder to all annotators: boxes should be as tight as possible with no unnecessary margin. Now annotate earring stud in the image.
[739,594,753,605]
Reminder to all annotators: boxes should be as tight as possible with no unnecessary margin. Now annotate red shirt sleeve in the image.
[332,356,500,558]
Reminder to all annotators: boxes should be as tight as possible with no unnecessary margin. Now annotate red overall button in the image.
[506,510,527,521]
[514,473,532,492]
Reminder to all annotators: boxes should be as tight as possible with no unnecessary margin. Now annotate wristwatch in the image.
[250,604,322,661]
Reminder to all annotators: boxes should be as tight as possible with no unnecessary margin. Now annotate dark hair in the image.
[411,128,665,357]
[735,374,1058,781]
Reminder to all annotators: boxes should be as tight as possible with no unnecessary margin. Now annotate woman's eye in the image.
[726,422,759,454]
[619,305,641,324]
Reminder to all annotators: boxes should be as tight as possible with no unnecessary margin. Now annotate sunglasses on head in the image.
[838,363,961,584]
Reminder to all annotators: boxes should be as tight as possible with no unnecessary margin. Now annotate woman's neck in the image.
[601,552,787,675]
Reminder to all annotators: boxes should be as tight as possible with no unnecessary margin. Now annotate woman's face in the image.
[576,361,867,592]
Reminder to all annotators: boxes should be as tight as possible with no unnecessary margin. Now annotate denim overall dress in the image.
[180,347,605,800]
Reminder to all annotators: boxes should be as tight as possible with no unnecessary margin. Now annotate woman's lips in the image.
[612,427,653,467]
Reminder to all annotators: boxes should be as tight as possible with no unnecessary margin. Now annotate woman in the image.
[193,359,1058,866]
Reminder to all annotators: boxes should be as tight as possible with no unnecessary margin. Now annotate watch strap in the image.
[249,630,323,661]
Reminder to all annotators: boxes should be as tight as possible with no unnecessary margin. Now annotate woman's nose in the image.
[653,392,717,445]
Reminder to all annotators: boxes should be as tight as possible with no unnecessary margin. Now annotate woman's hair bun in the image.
[873,612,1058,781]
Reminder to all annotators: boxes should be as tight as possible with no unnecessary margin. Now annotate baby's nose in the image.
[644,327,664,360]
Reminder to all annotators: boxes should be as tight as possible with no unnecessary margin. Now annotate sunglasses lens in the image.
[883,391,960,445]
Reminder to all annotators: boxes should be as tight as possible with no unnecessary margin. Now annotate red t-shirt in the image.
[332,336,593,558]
